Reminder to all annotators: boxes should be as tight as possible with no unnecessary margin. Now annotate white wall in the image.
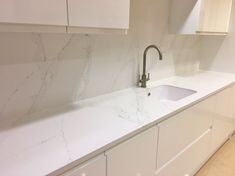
[0,0,201,127]
[200,1,235,73]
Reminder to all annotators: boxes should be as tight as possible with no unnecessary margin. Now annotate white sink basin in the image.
[149,85,197,101]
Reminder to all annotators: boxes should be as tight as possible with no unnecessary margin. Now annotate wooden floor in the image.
[195,136,235,176]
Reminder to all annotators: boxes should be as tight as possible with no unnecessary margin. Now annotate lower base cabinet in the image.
[157,98,213,169]
[210,86,235,153]
[61,155,106,176]
[105,126,158,176]
[155,129,212,176]
[210,117,233,154]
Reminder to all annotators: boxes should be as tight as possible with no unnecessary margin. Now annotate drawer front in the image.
[156,129,211,176]
[210,117,232,153]
[106,126,158,176]
[230,85,235,123]
[157,97,214,168]
[214,87,235,137]
[210,86,235,153]
[61,155,106,176]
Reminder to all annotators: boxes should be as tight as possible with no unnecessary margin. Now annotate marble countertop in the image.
[1,71,235,176]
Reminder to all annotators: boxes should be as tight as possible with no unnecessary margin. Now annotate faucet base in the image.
[139,74,149,88]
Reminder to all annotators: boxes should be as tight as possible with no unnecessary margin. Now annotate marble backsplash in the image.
[0,0,201,127]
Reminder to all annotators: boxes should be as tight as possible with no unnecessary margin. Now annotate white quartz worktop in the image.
[1,71,235,176]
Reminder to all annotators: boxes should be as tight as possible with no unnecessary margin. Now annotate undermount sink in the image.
[149,85,197,101]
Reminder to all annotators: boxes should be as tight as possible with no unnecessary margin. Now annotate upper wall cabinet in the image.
[170,0,233,35]
[67,0,130,34]
[0,0,130,34]
[0,0,68,32]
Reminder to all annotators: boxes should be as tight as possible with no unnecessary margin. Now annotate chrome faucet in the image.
[139,45,163,88]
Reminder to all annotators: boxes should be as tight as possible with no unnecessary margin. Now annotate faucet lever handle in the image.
[147,73,150,81]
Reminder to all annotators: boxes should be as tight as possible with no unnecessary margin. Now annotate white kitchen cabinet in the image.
[229,84,235,124]
[61,154,106,176]
[215,87,232,118]
[170,0,233,35]
[67,0,130,33]
[157,97,213,169]
[210,87,235,153]
[0,0,67,32]
[230,85,235,135]
[0,0,68,33]
[198,0,233,34]
[106,126,158,176]
[0,0,130,33]
[155,129,212,176]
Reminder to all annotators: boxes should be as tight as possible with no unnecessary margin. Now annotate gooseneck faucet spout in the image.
[139,45,163,88]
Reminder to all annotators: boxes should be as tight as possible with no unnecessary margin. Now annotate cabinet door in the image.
[68,0,130,29]
[156,129,211,176]
[211,87,235,152]
[61,155,106,176]
[198,0,233,33]
[0,0,67,26]
[230,85,235,131]
[106,126,158,176]
[157,97,213,169]
[229,84,235,128]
